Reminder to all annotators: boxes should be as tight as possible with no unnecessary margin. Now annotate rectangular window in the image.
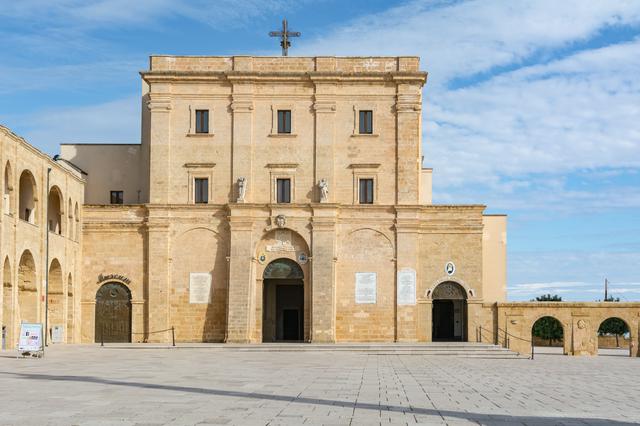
[195,109,209,134]
[276,178,291,203]
[359,110,373,134]
[194,178,209,204]
[359,179,374,204]
[110,191,124,205]
[277,110,291,134]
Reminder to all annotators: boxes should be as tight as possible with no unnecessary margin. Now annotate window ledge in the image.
[268,133,297,138]
[187,133,214,138]
[351,133,379,138]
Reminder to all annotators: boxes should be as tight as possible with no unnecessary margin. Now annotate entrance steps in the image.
[102,342,527,358]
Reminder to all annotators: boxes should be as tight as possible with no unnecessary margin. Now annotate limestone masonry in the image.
[1,55,637,355]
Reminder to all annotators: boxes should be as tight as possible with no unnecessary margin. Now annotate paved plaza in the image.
[0,345,639,425]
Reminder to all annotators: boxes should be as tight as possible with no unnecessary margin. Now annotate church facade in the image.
[1,55,638,355]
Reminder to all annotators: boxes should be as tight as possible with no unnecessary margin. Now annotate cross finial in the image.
[269,18,301,56]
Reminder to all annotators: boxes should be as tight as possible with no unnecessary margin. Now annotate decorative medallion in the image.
[298,252,308,264]
[445,261,456,276]
[577,319,586,329]
[258,252,267,264]
[275,214,286,228]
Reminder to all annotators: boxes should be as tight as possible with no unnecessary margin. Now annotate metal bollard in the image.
[171,326,176,347]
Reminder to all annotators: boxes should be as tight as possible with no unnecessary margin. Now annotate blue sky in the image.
[1,0,638,301]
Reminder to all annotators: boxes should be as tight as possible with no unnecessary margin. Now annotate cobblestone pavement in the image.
[1,345,639,425]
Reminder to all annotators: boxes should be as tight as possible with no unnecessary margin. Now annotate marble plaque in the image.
[355,272,377,304]
[397,268,416,305]
[189,272,212,304]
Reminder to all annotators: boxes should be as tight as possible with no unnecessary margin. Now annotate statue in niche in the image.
[237,177,247,202]
[319,178,329,203]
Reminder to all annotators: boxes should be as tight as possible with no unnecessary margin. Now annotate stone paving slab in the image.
[0,345,639,425]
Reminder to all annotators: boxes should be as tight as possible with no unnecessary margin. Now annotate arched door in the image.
[95,282,131,343]
[432,281,467,341]
[262,258,304,342]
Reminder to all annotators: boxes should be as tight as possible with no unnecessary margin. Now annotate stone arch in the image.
[66,273,74,343]
[2,257,13,347]
[18,170,37,224]
[3,161,13,215]
[95,282,132,343]
[171,227,228,342]
[74,202,79,240]
[531,315,566,354]
[430,281,468,341]
[336,228,395,342]
[47,259,64,336]
[47,186,64,235]
[597,316,631,355]
[17,250,37,323]
[425,278,475,300]
[255,228,311,342]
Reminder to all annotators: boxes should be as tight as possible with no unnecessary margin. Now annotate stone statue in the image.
[319,178,329,203]
[237,177,247,202]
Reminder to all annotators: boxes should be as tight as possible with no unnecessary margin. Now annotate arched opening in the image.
[66,273,74,343]
[532,316,564,354]
[18,170,37,224]
[47,259,64,340]
[597,317,630,356]
[431,281,467,341]
[74,202,79,241]
[2,257,13,349]
[262,258,304,342]
[4,161,13,215]
[47,186,63,235]
[95,282,131,343]
[17,250,37,324]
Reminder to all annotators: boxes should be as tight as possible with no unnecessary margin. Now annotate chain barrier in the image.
[101,325,175,347]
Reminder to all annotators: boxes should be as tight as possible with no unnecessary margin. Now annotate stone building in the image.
[1,55,638,356]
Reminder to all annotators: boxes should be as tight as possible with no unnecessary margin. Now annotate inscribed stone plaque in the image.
[355,272,377,304]
[189,273,212,304]
[397,268,416,305]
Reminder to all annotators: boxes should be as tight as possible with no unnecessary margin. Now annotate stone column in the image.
[226,207,255,343]
[571,315,596,356]
[146,209,171,343]
[395,206,420,341]
[147,86,172,204]
[312,74,336,203]
[310,205,338,342]
[394,81,422,205]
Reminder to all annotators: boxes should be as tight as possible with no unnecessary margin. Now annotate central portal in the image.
[262,258,304,342]
[431,281,467,342]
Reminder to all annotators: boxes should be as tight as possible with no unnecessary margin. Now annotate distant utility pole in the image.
[604,278,608,301]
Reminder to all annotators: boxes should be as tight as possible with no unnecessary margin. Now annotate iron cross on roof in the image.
[269,18,301,56]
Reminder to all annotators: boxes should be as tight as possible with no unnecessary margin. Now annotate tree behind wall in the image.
[532,295,563,346]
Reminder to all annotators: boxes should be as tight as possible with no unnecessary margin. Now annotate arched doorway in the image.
[597,317,630,356]
[432,281,467,341]
[531,316,564,354]
[262,258,304,342]
[17,250,37,324]
[95,282,131,343]
[47,186,63,235]
[47,259,64,337]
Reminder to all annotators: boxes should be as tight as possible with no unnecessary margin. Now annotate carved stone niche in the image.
[432,281,467,300]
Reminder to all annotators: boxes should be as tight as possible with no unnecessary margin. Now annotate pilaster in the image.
[312,79,337,203]
[230,80,254,203]
[395,80,422,205]
[395,206,421,341]
[145,208,170,342]
[147,87,172,204]
[226,206,255,343]
[311,204,338,342]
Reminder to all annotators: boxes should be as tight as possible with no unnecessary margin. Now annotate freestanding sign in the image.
[17,323,44,357]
